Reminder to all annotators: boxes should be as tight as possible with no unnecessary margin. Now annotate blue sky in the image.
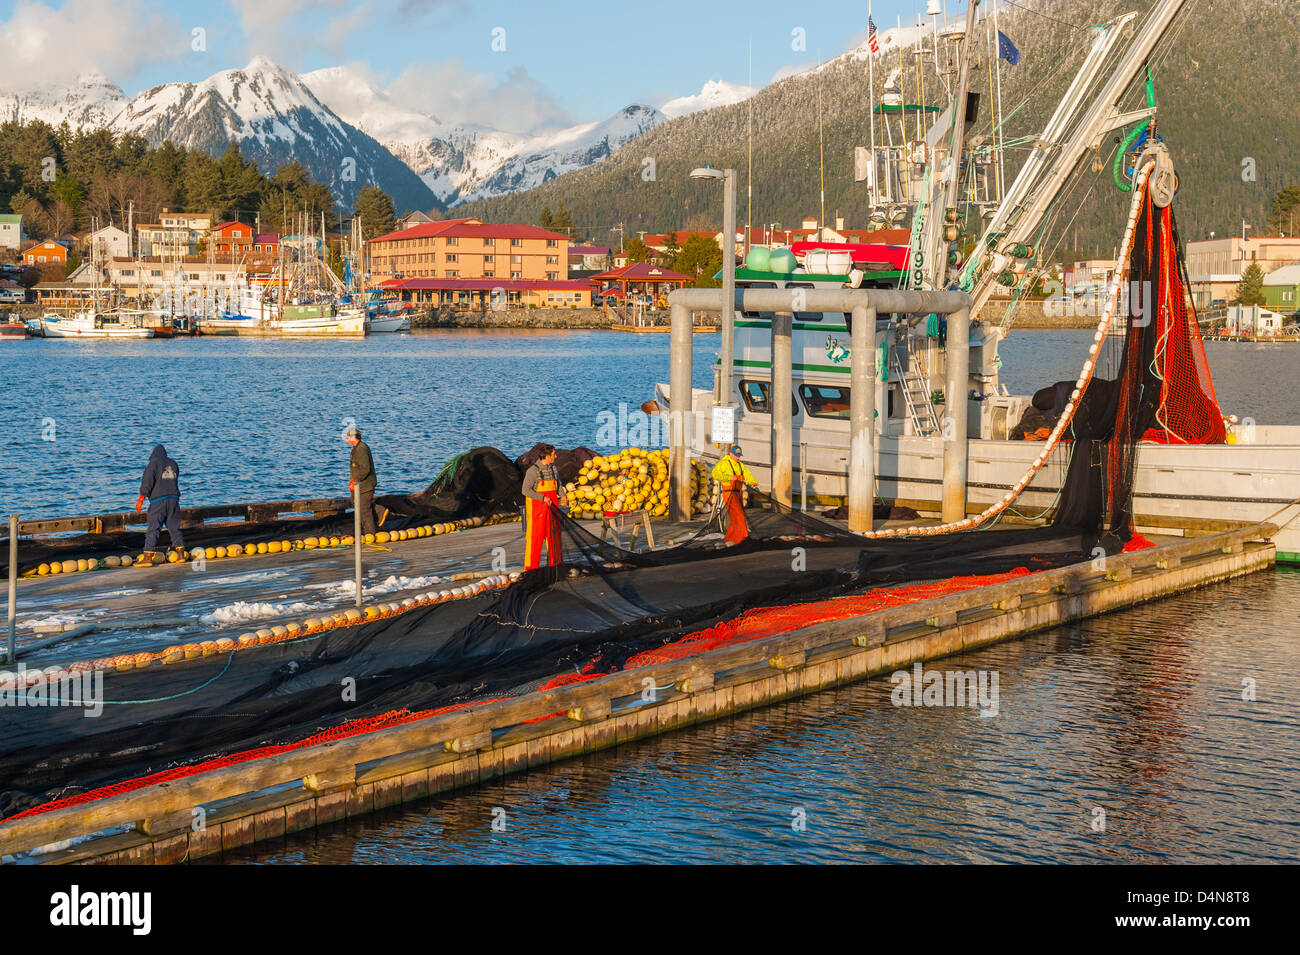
[0,0,952,133]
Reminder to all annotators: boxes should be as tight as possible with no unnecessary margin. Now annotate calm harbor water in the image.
[224,568,1300,865]
[0,328,1295,519]
[3,328,1297,863]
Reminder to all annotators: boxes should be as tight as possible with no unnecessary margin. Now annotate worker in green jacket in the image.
[345,426,380,536]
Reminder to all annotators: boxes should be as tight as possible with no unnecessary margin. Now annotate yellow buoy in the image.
[61,560,77,574]
[256,542,269,554]
[204,547,216,560]
[364,533,375,544]
[267,541,282,554]
[303,538,318,549]
[227,543,242,557]
[215,546,228,559]
[38,563,50,576]
[376,531,390,543]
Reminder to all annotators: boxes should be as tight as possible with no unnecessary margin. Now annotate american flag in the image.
[868,16,880,53]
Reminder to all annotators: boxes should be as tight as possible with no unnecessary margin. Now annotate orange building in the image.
[22,240,67,266]
[367,218,571,282]
[210,221,254,255]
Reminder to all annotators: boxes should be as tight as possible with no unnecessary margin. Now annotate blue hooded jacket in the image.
[140,444,181,501]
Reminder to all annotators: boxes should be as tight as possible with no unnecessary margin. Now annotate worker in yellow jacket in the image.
[712,444,757,544]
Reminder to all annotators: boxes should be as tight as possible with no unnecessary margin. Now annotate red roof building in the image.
[368,217,572,283]
[591,262,692,304]
[210,221,254,255]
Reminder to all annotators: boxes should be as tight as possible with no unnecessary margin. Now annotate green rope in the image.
[1113,67,1157,192]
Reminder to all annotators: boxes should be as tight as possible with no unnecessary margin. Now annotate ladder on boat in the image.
[891,336,942,438]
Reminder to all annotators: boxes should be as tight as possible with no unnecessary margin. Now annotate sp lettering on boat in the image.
[49,885,151,936]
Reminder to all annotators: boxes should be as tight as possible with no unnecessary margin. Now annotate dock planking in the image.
[0,521,1277,864]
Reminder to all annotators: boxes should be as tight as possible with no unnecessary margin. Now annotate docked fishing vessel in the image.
[35,311,154,339]
[198,225,366,337]
[654,0,1300,561]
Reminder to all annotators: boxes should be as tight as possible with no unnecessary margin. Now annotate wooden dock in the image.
[0,521,1275,864]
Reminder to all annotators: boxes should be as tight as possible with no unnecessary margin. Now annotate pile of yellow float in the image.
[28,512,521,578]
[563,449,713,520]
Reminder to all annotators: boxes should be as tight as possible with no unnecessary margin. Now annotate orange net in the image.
[1138,199,1225,444]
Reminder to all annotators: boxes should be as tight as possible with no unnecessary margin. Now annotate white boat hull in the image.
[367,313,410,333]
[199,311,367,337]
[39,318,153,339]
[657,383,1300,560]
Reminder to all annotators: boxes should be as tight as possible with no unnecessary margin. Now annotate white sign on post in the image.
[711,405,737,446]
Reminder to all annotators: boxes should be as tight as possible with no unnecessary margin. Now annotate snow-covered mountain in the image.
[0,72,129,129]
[302,66,664,207]
[115,57,434,212]
[660,79,757,119]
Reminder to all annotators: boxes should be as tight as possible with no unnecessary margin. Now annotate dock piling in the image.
[848,306,877,533]
[771,309,793,507]
[942,307,971,523]
[352,486,363,608]
[6,514,15,666]
[669,301,693,522]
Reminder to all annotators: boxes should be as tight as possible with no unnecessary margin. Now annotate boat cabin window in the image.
[799,383,851,419]
[788,282,823,322]
[739,379,798,416]
[740,281,776,319]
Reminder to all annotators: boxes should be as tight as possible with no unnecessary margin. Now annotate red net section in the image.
[0,697,510,824]
[625,569,1036,667]
[1140,200,1226,444]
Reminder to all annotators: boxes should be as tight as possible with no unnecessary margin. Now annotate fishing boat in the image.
[36,311,154,339]
[652,0,1300,562]
[198,222,367,338]
[0,319,26,339]
[199,287,366,337]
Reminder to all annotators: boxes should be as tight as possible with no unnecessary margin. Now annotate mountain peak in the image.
[661,79,757,119]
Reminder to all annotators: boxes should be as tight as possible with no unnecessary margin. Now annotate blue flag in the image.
[997,30,1020,65]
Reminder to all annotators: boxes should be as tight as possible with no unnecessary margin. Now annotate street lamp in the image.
[691,166,736,404]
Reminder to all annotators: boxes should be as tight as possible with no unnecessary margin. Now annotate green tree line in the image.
[0,120,396,243]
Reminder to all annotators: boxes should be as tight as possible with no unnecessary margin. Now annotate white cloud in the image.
[0,0,184,90]
[386,58,575,135]
[770,62,816,84]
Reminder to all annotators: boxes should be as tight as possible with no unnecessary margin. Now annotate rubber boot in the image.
[136,550,159,567]
[170,547,189,563]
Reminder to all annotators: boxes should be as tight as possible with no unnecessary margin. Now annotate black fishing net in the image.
[0,188,1181,821]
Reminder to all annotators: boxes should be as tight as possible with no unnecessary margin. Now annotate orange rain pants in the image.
[524,481,562,570]
[722,480,749,544]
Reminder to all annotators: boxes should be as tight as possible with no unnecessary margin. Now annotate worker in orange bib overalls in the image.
[712,444,757,544]
[523,444,567,570]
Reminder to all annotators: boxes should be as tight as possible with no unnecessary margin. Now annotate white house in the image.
[85,224,130,261]
[1224,304,1285,337]
[0,214,23,251]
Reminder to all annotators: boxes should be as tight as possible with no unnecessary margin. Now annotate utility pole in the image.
[610,224,625,253]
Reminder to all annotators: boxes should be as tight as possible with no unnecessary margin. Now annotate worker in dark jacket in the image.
[136,443,185,564]
[345,426,380,536]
